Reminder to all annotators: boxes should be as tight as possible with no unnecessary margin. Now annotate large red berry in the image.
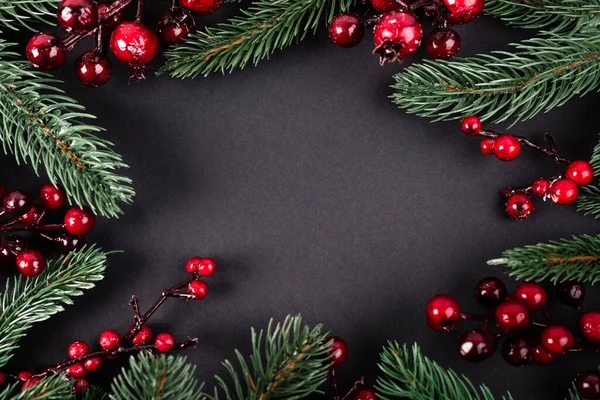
[328,13,365,48]
[180,0,223,15]
[110,22,159,67]
[505,193,534,220]
[39,184,66,210]
[514,282,547,311]
[97,2,125,30]
[426,294,460,332]
[26,33,67,71]
[566,160,594,186]
[549,178,578,205]
[541,325,573,355]
[580,311,600,343]
[57,0,98,32]
[576,371,600,400]
[326,336,348,368]
[64,206,96,236]
[66,363,87,378]
[495,300,529,332]
[155,12,194,45]
[444,0,484,24]
[353,386,377,400]
[480,138,494,155]
[531,179,550,197]
[373,10,422,64]
[75,51,112,87]
[188,280,208,300]
[99,329,120,350]
[83,357,103,372]
[426,28,461,60]
[155,333,175,352]
[131,324,153,345]
[532,344,557,365]
[68,340,89,359]
[4,191,32,216]
[457,329,497,362]
[16,250,46,277]
[493,135,521,162]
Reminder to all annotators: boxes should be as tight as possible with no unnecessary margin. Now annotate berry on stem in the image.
[3,191,32,216]
[541,325,574,355]
[39,184,66,210]
[188,280,208,300]
[371,0,405,12]
[576,371,600,400]
[326,336,349,368]
[83,357,103,372]
[426,28,461,60]
[531,179,550,197]
[556,281,585,309]
[532,344,557,365]
[64,206,96,236]
[328,13,365,48]
[75,51,112,87]
[16,250,46,277]
[66,363,87,378]
[580,311,600,343]
[186,256,216,275]
[97,2,125,30]
[19,205,43,226]
[57,0,98,33]
[426,294,460,332]
[474,277,507,308]
[155,11,194,45]
[17,371,32,382]
[502,337,532,367]
[180,0,224,15]
[55,233,85,251]
[444,0,485,24]
[493,135,521,162]
[73,379,89,394]
[480,138,494,156]
[68,340,89,359]
[461,116,481,136]
[457,329,496,362]
[25,33,67,71]
[514,282,547,311]
[131,324,153,345]
[353,386,377,400]
[505,193,534,220]
[549,178,578,205]
[566,160,594,186]
[373,10,422,65]
[155,333,175,352]
[495,300,529,332]
[99,329,120,350]
[110,22,159,67]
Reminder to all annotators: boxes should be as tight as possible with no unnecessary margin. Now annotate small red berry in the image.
[18,371,32,381]
[180,0,223,15]
[328,13,365,48]
[580,311,600,343]
[444,0,485,24]
[4,191,32,216]
[68,340,89,359]
[549,178,578,205]
[541,325,573,355]
[75,51,112,87]
[39,184,66,210]
[493,135,521,162]
[373,10,422,64]
[188,280,208,300]
[57,0,98,32]
[566,160,594,186]
[531,179,550,197]
[110,22,159,67]
[131,324,153,345]
[502,336,532,367]
[19,205,43,226]
[155,333,175,352]
[96,2,125,30]
[326,336,349,368]
[474,277,507,308]
[514,282,547,311]
[532,344,557,365]
[64,206,96,236]
[99,329,120,350]
[426,294,460,332]
[480,138,494,156]
[21,378,42,392]
[556,281,585,309]
[426,28,461,60]
[26,33,67,71]
[73,378,89,394]
[83,357,103,372]
[495,300,529,332]
[66,363,87,378]
[461,116,481,136]
[505,193,534,220]
[371,0,405,12]
[576,371,600,400]
[155,12,194,45]
[457,329,497,362]
[16,250,46,277]
[353,386,377,400]
[186,257,216,275]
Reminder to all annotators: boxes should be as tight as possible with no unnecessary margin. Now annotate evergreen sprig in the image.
[487,234,600,284]
[0,0,56,31]
[376,342,512,400]
[160,0,357,78]
[0,245,108,368]
[0,39,134,218]
[0,373,73,399]
[577,134,600,217]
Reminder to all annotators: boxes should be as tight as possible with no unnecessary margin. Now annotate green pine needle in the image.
[0,39,134,218]
[577,134,600,217]
[0,373,74,399]
[376,342,512,400]
[0,0,57,31]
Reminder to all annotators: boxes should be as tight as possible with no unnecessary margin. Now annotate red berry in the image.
[556,281,585,309]
[57,0,98,32]
[180,0,223,15]
[474,277,507,308]
[75,51,112,87]
[495,300,529,332]
[426,294,460,332]
[502,337,532,367]
[479,138,494,156]
[580,311,600,343]
[18,371,32,381]
[186,257,216,275]
[461,115,481,136]
[532,344,557,365]
[155,12,194,45]
[326,336,349,368]
[531,179,550,197]
[329,13,365,48]
[155,333,175,352]
[99,329,120,350]
[64,206,96,236]
[16,250,46,277]
[514,282,547,311]
[66,363,87,378]
[21,378,42,392]
[131,324,153,345]
[549,178,578,205]
[493,135,521,162]
[566,160,594,186]
[188,280,208,300]
[110,22,159,67]
[426,28,461,60]
[68,340,89,359]
[26,33,67,71]
[73,379,89,394]
[353,386,377,400]
[505,193,534,220]
[371,0,407,12]
[39,184,66,210]
[19,205,43,226]
[373,10,422,65]
[457,329,497,362]
[83,357,103,372]
[576,371,600,400]
[444,0,484,24]
[4,191,32,216]
[97,2,125,30]
[541,325,573,355]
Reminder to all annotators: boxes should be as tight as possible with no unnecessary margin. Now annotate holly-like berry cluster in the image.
[328,0,484,63]
[460,116,594,220]
[25,0,223,86]
[0,184,96,277]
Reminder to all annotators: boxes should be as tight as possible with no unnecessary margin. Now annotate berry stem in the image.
[330,369,340,399]
[340,377,365,400]
[94,25,105,54]
[135,0,144,23]
[479,130,571,164]
[0,223,65,233]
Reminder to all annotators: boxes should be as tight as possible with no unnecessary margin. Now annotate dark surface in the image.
[3,3,600,399]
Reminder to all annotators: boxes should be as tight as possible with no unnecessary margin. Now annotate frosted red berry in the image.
[97,2,125,30]
[474,277,507,308]
[110,22,159,67]
[19,205,43,226]
[426,294,460,332]
[461,116,481,136]
[480,138,494,156]
[444,0,485,24]
[495,300,529,332]
[75,51,112,87]
[426,28,461,60]
[26,33,67,71]
[531,179,550,197]
[16,250,46,277]
[353,386,377,400]
[180,0,223,15]
[566,160,594,186]
[84,357,103,372]
[188,280,208,300]
[4,191,32,216]
[580,311,600,343]
[373,10,422,64]
[99,329,120,350]
[64,206,96,236]
[532,344,557,365]
[576,371,600,400]
[541,325,574,355]
[131,324,153,345]
[57,0,98,32]
[457,329,497,362]
[502,337,532,367]
[514,282,547,311]
[329,13,365,48]
[73,379,89,394]
[66,363,87,378]
[549,178,578,205]
[326,336,349,368]
[155,12,193,45]
[39,184,66,210]
[155,333,175,352]
[68,340,89,359]
[493,135,521,162]
[505,193,534,220]
[21,378,42,392]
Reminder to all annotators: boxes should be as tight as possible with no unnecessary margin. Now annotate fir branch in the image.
[577,134,600,217]
[0,39,134,218]
[0,374,73,399]
[83,387,109,400]
[376,342,512,400]
[0,245,108,368]
[160,0,357,78]
[0,0,57,31]
[487,234,600,284]
[390,32,600,124]
[209,314,331,400]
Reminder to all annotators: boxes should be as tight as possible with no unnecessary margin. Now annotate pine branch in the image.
[209,314,331,400]
[0,245,108,368]
[577,134,600,217]
[390,32,600,124]
[376,342,512,400]
[83,387,109,400]
[160,0,357,78]
[0,373,73,399]
[0,0,57,31]
[487,234,600,284]
[0,39,134,218]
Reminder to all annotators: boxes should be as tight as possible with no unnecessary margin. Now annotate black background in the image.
[3,2,600,399]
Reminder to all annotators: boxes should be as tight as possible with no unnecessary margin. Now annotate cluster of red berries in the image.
[0,184,96,277]
[25,0,223,86]
[426,277,600,399]
[328,0,484,63]
[460,116,594,220]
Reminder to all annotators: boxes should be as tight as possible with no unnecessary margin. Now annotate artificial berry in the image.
[480,138,494,156]
[514,282,547,311]
[461,115,481,136]
[502,337,532,367]
[328,13,365,48]
[55,233,85,251]
[73,379,89,394]
[155,333,175,352]
[426,294,460,332]
[495,300,529,332]
[566,160,594,186]
[456,329,496,362]
[353,386,377,400]
[155,11,194,45]
[99,329,120,350]
[180,0,223,15]
[373,10,422,64]
[66,363,87,378]
[83,357,103,372]
[576,371,600,400]
[556,281,585,309]
[3,191,32,216]
[16,250,46,277]
[68,340,89,358]
[25,33,67,71]
[474,277,507,308]
[444,0,485,24]
[505,193,534,220]
[64,206,96,236]
[75,51,112,87]
[21,378,42,392]
[19,205,43,226]
[326,336,349,368]
[371,0,405,12]
[580,311,600,343]
[426,28,461,60]
[110,22,159,67]
[186,256,216,275]
[532,344,557,365]
[493,135,521,162]
[188,280,208,300]
[57,0,98,32]
[97,2,125,30]
[541,325,574,355]
[131,324,153,345]
[18,371,32,381]
[549,178,578,205]
[39,184,66,210]
[531,179,550,197]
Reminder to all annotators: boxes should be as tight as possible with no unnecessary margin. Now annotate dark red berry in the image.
[457,329,497,362]
[0,371,5,385]
[581,311,600,344]
[426,28,460,59]
[75,51,112,87]
[26,33,67,71]
[444,0,484,24]
[531,179,550,197]
[57,0,98,32]
[353,386,377,400]
[3,191,32,216]
[556,281,585,309]
[514,282,547,311]
[188,280,208,300]
[110,22,159,67]
[480,138,494,155]
[549,178,578,205]
[68,340,89,359]
[39,184,66,210]
[505,193,534,220]
[326,336,349,368]
[131,324,153,345]
[21,378,42,392]
[186,257,216,275]
[329,13,365,48]
[99,329,120,350]
[83,357,103,372]
[426,294,460,332]
[55,233,85,251]
[64,206,96,236]
[566,160,594,186]
[0,235,27,266]
[16,250,46,277]
[97,2,125,30]
[532,344,557,365]
[502,337,532,367]
[66,363,87,378]
[541,325,573,355]
[461,115,481,136]
[155,333,175,352]
[18,371,32,381]
[474,277,507,308]
[371,0,406,12]
[19,204,43,226]
[180,0,223,15]
[493,135,521,162]
[73,379,89,394]
[495,300,529,332]
[373,10,422,65]
[155,11,194,45]
[576,371,600,400]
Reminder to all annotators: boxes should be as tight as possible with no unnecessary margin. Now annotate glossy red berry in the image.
[580,311,600,343]
[353,386,377,400]
[426,294,460,332]
[329,13,365,48]
[156,13,193,46]
[188,280,208,300]
[326,336,349,368]
[556,281,585,309]
[75,51,112,87]
[68,341,89,359]
[495,300,529,332]
[110,22,159,67]
[39,184,66,210]
[566,160,594,186]
[531,179,550,197]
[83,357,103,372]
[444,0,485,24]
[576,371,600,400]
[155,333,175,352]
[426,28,461,60]
[66,363,87,378]
[541,325,574,355]
[99,329,120,350]
[532,344,557,365]
[55,233,85,251]
[97,2,125,30]
[26,33,67,71]
[186,257,216,275]
[73,379,89,394]
[180,0,223,15]
[549,178,578,205]
[21,378,42,392]
[131,324,153,345]
[480,138,494,155]
[505,193,534,220]
[514,282,547,311]
[4,191,32,216]
[461,116,481,136]
[64,206,96,236]
[18,371,32,381]
[371,0,406,12]
[474,277,507,308]
[493,135,521,162]
[19,205,43,226]
[502,337,532,367]
[16,250,46,277]
[457,329,497,362]
[373,10,422,65]
[57,0,98,32]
